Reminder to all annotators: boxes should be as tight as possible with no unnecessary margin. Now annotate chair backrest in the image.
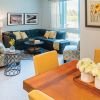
[28,90,55,100]
[94,49,100,63]
[33,50,59,75]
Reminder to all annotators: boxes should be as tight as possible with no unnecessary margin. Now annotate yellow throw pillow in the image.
[13,32,22,40]
[20,32,28,39]
[48,31,57,39]
[44,31,50,39]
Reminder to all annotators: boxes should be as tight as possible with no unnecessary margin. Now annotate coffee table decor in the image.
[9,39,15,52]
[29,38,35,43]
[24,40,44,54]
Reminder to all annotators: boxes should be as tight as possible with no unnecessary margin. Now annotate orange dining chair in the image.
[33,50,59,75]
[28,90,55,100]
[94,49,100,63]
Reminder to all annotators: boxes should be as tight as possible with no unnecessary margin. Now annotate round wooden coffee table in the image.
[24,40,44,54]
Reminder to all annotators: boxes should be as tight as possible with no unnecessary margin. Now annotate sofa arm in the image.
[58,40,70,54]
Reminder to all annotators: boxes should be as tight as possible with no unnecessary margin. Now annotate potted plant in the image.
[9,39,15,52]
[77,58,95,83]
[92,63,100,89]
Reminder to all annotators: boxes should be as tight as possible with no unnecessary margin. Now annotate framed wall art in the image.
[85,0,100,27]
[24,13,38,25]
[7,13,24,25]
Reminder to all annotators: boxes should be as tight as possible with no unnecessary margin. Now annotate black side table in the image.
[4,50,21,76]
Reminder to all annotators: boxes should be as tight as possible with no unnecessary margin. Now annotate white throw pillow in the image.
[20,32,28,39]
[44,31,50,39]
[13,32,22,40]
[48,31,57,39]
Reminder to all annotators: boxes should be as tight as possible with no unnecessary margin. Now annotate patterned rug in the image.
[22,48,49,60]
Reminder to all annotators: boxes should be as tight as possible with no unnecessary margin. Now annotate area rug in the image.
[22,48,49,60]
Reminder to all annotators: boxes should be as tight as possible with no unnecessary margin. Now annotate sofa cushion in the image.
[56,31,66,39]
[44,31,50,39]
[21,30,32,38]
[20,32,28,39]
[30,29,45,37]
[48,31,57,39]
[13,32,22,40]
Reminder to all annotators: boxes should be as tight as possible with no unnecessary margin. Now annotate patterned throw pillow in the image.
[13,32,22,40]
[48,31,57,39]
[20,32,28,39]
[44,31,50,39]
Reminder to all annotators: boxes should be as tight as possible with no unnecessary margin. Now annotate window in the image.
[50,0,80,41]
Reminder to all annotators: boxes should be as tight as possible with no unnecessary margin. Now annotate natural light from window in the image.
[50,0,80,41]
[66,0,80,41]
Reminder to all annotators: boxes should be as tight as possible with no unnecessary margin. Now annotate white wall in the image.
[80,0,100,60]
[0,0,42,31]
[41,0,51,29]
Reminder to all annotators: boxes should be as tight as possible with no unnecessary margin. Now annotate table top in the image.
[24,40,44,46]
[23,60,100,100]
[4,50,21,55]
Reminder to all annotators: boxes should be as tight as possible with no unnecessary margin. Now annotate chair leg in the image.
[64,60,67,63]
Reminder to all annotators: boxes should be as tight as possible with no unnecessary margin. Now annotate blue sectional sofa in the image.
[2,29,70,54]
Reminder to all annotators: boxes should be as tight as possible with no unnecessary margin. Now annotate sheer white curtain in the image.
[49,0,67,29]
[49,0,60,29]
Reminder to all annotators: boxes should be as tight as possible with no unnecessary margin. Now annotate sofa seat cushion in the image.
[15,38,28,50]
[16,38,28,44]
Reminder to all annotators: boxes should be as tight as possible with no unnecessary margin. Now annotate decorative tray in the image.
[73,72,100,96]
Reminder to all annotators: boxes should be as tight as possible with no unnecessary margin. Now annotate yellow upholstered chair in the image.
[94,49,100,63]
[33,50,59,75]
[28,90,54,100]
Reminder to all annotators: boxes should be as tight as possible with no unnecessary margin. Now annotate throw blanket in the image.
[53,39,65,50]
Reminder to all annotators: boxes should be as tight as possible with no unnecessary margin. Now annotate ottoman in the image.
[63,41,80,63]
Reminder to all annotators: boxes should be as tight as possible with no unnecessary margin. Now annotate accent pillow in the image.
[48,31,57,39]
[44,31,50,39]
[20,32,28,39]
[13,32,22,40]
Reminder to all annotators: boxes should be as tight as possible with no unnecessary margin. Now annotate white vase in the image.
[81,72,94,83]
[10,46,15,52]
[95,77,100,89]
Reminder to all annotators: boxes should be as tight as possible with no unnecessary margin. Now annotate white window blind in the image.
[50,0,60,29]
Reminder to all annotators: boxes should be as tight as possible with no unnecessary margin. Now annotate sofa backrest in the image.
[20,29,46,38]
[3,29,66,39]
[56,31,66,39]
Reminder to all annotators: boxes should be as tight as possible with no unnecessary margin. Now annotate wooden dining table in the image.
[23,60,100,100]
